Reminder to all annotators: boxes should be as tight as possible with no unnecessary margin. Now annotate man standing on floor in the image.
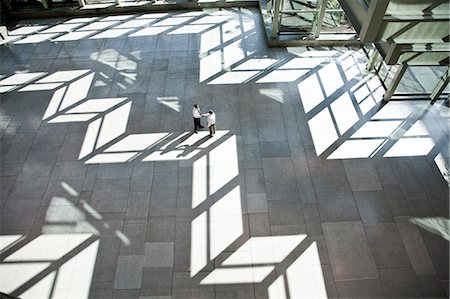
[203,110,216,137]
[192,104,204,133]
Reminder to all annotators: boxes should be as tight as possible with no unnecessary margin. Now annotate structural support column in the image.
[366,47,381,72]
[431,67,449,104]
[271,0,282,39]
[313,0,328,38]
[383,63,407,102]
[1,0,13,11]
[41,0,49,9]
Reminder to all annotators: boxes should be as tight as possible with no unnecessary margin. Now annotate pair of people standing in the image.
[192,104,216,137]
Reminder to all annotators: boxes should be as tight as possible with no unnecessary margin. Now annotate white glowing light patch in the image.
[143,150,201,161]
[0,235,24,252]
[64,17,98,24]
[169,24,215,34]
[8,26,47,36]
[43,86,66,120]
[105,133,168,152]
[0,72,45,86]
[157,96,181,112]
[404,120,430,136]
[0,85,18,93]
[330,92,359,135]
[77,21,119,31]
[260,88,284,103]
[136,13,169,19]
[79,118,102,159]
[102,15,133,21]
[192,155,207,209]
[309,109,338,156]
[256,70,307,83]
[48,114,98,123]
[268,275,287,299]
[286,242,327,298]
[5,234,92,262]
[85,152,138,164]
[40,23,82,34]
[223,40,245,69]
[201,266,274,284]
[209,135,239,195]
[372,102,416,120]
[89,28,133,39]
[222,235,306,266]
[328,139,385,159]
[114,19,155,29]
[67,97,127,113]
[299,50,338,57]
[60,73,95,110]
[38,70,90,83]
[191,15,231,25]
[298,74,325,113]
[0,263,52,294]
[210,187,243,259]
[208,71,258,85]
[190,212,208,276]
[351,121,403,138]
[200,26,221,54]
[52,31,94,42]
[96,102,132,149]
[152,16,194,26]
[19,83,63,92]
[14,33,60,44]
[233,58,278,71]
[21,270,56,299]
[200,51,222,83]
[129,26,171,36]
[318,62,344,97]
[384,138,435,157]
[280,57,327,69]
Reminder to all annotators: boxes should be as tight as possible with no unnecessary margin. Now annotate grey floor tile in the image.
[145,242,174,267]
[91,178,131,213]
[382,183,411,217]
[141,267,173,297]
[353,191,393,224]
[246,193,268,213]
[343,159,382,191]
[248,213,271,236]
[244,168,266,195]
[126,192,151,221]
[317,195,360,222]
[379,267,423,298]
[335,279,385,299]
[51,161,87,180]
[120,221,147,255]
[323,221,378,281]
[260,141,291,158]
[146,217,176,242]
[417,274,448,298]
[268,201,303,226]
[364,223,410,269]
[395,217,437,276]
[114,255,145,290]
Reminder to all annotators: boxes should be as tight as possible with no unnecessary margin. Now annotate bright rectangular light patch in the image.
[77,21,119,31]
[0,72,45,86]
[200,26,220,54]
[318,62,343,97]
[14,33,60,44]
[233,58,278,71]
[384,138,435,157]
[201,266,274,284]
[129,26,171,36]
[328,139,385,159]
[257,70,308,83]
[143,149,201,161]
[19,83,63,91]
[38,70,90,83]
[169,24,214,34]
[114,19,155,29]
[279,57,326,69]
[48,114,98,123]
[331,92,359,135]
[8,26,47,35]
[351,121,402,138]
[52,31,94,42]
[200,51,222,83]
[308,109,338,155]
[152,17,193,26]
[67,97,127,113]
[90,28,133,39]
[40,23,82,34]
[298,74,324,113]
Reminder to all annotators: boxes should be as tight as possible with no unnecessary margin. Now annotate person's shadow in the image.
[176,134,212,158]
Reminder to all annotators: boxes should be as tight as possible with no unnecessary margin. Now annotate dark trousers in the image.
[193,117,201,131]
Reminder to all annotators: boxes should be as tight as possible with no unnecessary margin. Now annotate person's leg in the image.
[193,117,199,132]
[211,124,215,135]
[209,125,213,136]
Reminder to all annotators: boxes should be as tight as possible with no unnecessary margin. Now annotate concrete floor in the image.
[0,8,449,299]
